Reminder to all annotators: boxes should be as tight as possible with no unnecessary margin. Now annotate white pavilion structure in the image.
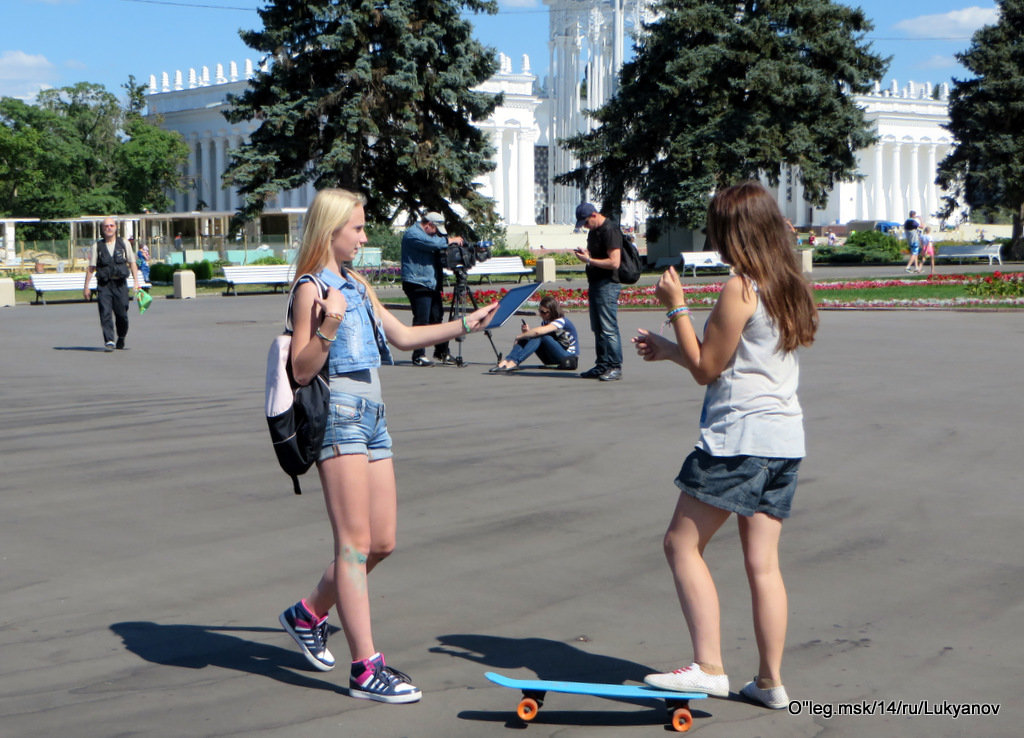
[145,0,955,241]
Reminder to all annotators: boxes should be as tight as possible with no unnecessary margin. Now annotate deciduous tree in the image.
[0,81,187,229]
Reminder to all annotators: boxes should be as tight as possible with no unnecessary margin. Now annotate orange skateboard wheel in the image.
[517,697,540,721]
[671,706,693,732]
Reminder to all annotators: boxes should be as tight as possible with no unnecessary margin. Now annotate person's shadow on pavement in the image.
[110,621,340,693]
[432,633,653,683]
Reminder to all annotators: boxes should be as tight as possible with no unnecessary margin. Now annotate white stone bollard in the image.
[0,277,15,307]
[796,248,813,275]
[173,269,196,299]
[535,257,556,283]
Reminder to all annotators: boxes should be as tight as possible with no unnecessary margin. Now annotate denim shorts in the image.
[674,447,800,519]
[319,392,393,462]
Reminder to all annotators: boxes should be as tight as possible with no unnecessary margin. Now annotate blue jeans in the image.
[402,281,449,360]
[588,279,622,369]
[506,334,576,368]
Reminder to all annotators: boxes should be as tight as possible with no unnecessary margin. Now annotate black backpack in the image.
[903,218,918,231]
[617,233,642,284]
[265,274,330,495]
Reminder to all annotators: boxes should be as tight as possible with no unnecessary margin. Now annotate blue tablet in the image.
[484,282,544,328]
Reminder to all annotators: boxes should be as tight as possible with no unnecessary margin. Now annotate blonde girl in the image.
[278,189,496,703]
[633,181,817,709]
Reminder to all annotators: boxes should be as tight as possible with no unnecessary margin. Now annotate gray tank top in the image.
[697,289,805,458]
[330,368,383,404]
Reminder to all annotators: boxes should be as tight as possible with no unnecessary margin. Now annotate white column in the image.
[187,136,199,211]
[507,129,519,224]
[493,128,506,220]
[909,143,921,216]
[214,136,227,212]
[890,142,903,220]
[200,137,215,209]
[926,144,939,221]
[519,129,537,225]
[793,169,804,224]
[873,142,885,218]
[228,135,244,211]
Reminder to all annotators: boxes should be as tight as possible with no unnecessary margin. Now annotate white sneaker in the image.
[644,663,729,697]
[740,679,790,709]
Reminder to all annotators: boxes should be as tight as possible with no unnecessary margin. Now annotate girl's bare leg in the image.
[663,493,731,670]
[306,459,397,617]
[738,512,787,685]
[314,454,398,661]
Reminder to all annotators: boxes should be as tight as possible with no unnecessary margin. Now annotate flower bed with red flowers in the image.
[444,272,1024,311]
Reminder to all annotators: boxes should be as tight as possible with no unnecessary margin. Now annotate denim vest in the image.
[306,269,394,374]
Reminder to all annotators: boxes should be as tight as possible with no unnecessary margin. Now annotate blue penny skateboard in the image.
[484,671,708,732]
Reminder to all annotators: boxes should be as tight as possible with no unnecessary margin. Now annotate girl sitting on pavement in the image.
[488,295,579,373]
[633,181,818,710]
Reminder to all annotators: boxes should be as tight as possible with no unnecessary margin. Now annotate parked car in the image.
[846,220,903,234]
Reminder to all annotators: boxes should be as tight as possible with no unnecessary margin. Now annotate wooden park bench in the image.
[445,256,533,284]
[680,251,729,277]
[935,241,1003,266]
[30,272,151,305]
[221,264,296,295]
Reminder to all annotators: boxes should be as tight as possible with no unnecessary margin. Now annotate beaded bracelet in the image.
[462,316,471,334]
[660,305,690,335]
[323,312,344,322]
[316,327,337,343]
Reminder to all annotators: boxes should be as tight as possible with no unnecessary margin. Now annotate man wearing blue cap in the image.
[573,202,623,381]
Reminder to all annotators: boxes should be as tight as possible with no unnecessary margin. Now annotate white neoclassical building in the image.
[773,80,955,229]
[145,0,956,242]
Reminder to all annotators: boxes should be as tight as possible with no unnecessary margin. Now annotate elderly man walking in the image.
[83,217,141,352]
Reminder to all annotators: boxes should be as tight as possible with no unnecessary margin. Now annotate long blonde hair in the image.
[706,181,818,351]
[291,188,383,316]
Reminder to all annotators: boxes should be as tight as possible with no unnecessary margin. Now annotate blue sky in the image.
[0,0,1000,102]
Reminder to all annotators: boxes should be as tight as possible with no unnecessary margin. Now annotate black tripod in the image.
[446,267,500,366]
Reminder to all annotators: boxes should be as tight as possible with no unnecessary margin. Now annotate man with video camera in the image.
[401,211,463,365]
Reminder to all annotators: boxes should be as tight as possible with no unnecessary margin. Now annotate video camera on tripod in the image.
[440,240,494,273]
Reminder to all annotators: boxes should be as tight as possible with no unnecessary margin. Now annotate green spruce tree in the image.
[224,0,502,233]
[936,0,1024,257]
[558,0,888,234]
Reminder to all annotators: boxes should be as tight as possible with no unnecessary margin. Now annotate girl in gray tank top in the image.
[633,182,818,711]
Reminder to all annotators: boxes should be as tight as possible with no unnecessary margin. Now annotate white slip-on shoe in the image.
[644,662,729,697]
[740,679,790,709]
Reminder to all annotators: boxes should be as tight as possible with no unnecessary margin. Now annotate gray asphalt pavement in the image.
[0,286,1020,737]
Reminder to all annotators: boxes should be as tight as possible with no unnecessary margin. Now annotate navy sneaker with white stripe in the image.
[350,653,422,703]
[279,600,335,671]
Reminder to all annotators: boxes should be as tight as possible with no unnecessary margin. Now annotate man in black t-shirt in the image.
[573,202,623,381]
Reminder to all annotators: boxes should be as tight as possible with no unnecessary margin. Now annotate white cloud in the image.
[893,6,998,38]
[0,50,57,100]
[916,54,958,71]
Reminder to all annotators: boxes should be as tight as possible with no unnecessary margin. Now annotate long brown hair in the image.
[538,295,564,322]
[291,188,383,317]
[706,181,817,351]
